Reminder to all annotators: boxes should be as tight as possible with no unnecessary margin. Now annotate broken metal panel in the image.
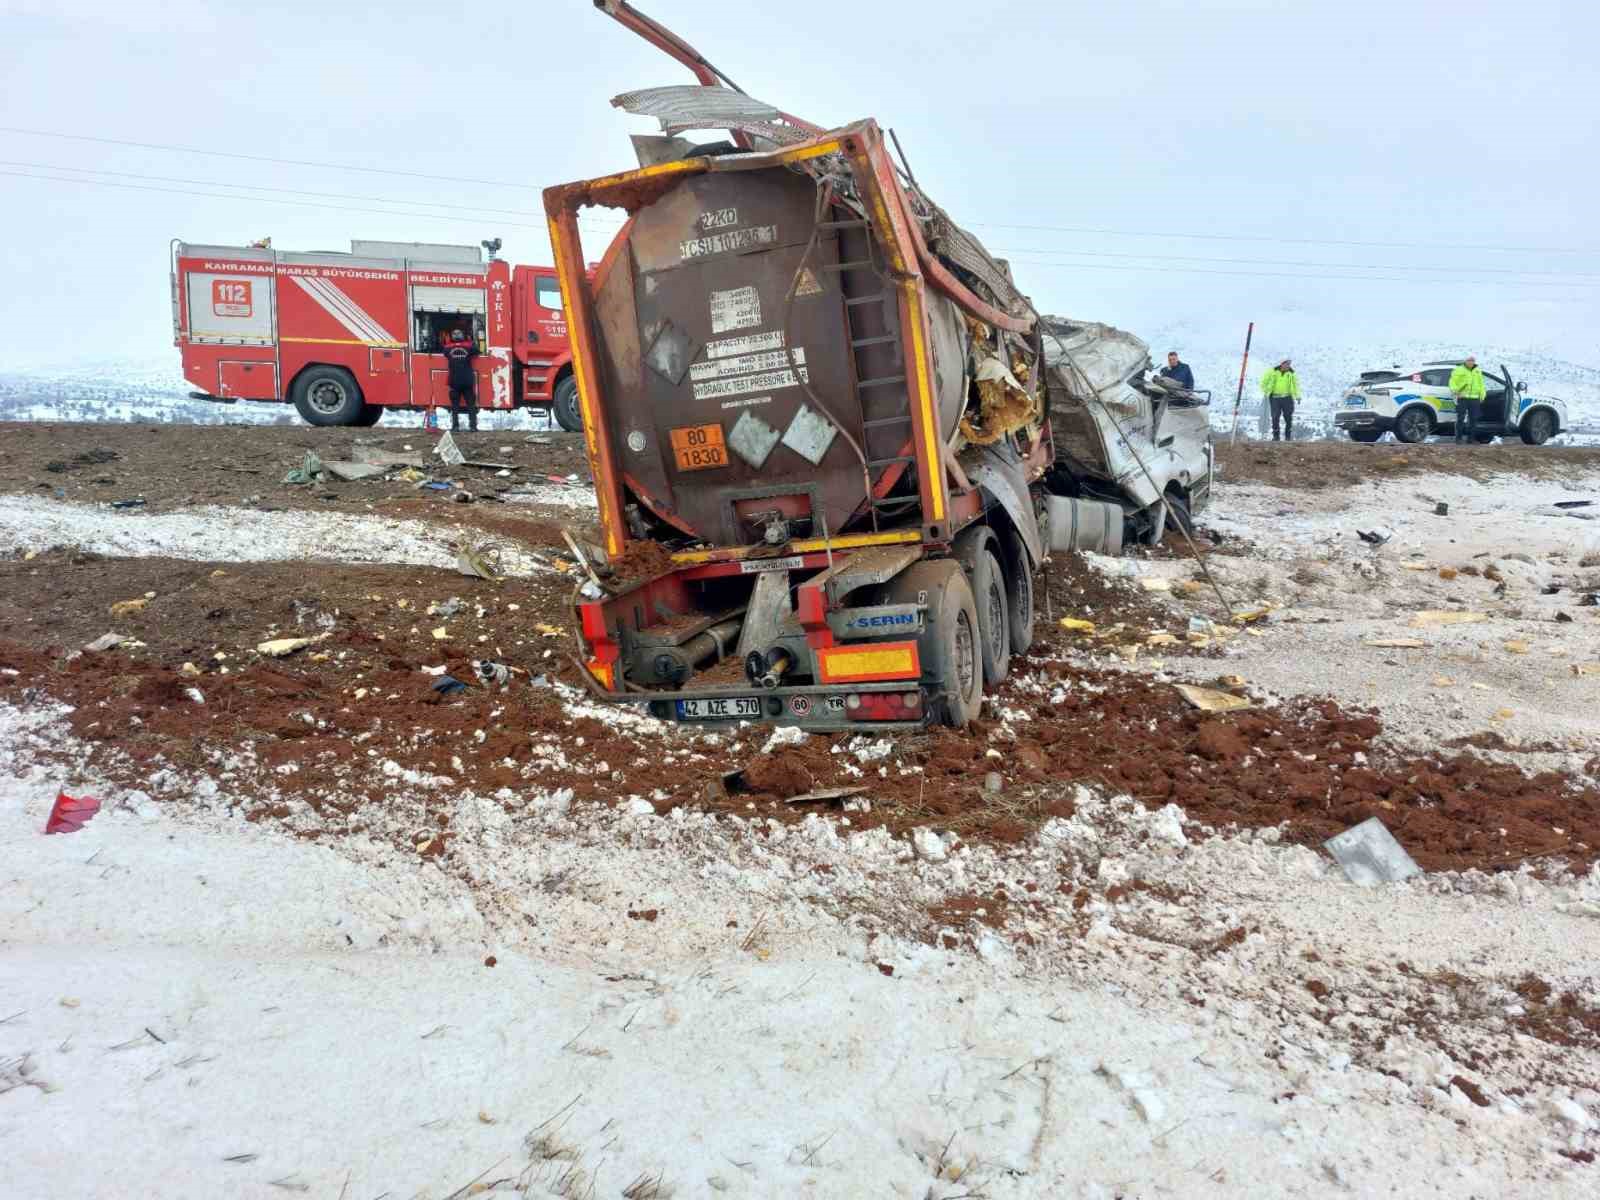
[612,85,813,146]
[1324,818,1422,885]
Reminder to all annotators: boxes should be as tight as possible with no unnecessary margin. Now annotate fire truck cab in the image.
[172,239,584,429]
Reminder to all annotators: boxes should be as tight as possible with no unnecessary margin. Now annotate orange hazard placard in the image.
[669,423,727,471]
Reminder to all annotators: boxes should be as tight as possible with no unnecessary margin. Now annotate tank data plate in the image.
[669,422,727,472]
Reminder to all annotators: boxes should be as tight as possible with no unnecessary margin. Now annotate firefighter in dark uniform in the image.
[443,327,479,432]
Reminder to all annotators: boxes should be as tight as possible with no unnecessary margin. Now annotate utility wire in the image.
[0,125,537,190]
[0,170,622,237]
[2,125,1592,257]
[1005,257,1600,291]
[990,244,1600,281]
[968,218,1599,257]
[0,159,556,219]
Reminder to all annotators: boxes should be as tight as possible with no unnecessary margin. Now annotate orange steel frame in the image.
[543,120,1020,562]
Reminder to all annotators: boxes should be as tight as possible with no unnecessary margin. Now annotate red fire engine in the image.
[171,239,585,430]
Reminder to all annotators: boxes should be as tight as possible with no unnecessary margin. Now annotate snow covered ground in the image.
[1098,470,1600,764]
[4,469,1600,1198]
[0,495,561,577]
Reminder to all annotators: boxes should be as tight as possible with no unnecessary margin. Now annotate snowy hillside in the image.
[1,346,1595,442]
[0,361,555,431]
[1138,331,1600,441]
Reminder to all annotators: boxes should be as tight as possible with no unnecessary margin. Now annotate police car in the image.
[1334,361,1567,445]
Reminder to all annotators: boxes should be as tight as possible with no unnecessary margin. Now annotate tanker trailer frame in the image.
[545,121,1058,731]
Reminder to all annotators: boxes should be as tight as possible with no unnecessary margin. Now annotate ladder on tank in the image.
[817,216,916,533]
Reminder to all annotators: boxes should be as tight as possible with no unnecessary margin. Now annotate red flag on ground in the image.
[44,791,101,835]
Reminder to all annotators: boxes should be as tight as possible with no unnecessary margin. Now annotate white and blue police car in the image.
[1334,361,1567,445]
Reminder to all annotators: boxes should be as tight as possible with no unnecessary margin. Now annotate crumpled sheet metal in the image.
[923,203,1032,320]
[1040,317,1153,413]
[611,84,812,146]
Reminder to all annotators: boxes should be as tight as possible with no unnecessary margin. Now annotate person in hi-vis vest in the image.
[1260,359,1300,442]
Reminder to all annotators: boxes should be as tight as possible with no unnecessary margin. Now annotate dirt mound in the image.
[1215,439,1600,491]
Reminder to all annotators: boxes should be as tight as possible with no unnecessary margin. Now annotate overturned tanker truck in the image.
[547,1,1214,731]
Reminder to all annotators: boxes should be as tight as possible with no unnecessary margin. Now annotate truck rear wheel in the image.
[998,525,1035,657]
[886,559,983,728]
[353,404,384,427]
[552,375,583,432]
[291,366,365,427]
[955,527,1010,686]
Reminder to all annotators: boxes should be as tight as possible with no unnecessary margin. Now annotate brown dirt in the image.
[0,420,593,527]
[1215,439,1600,491]
[5,423,1600,877]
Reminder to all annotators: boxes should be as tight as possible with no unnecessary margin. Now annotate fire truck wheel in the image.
[552,375,584,432]
[353,404,384,427]
[954,527,1010,686]
[888,559,983,727]
[998,525,1035,657]
[291,366,365,426]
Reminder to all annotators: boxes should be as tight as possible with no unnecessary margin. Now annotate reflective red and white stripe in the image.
[289,275,398,345]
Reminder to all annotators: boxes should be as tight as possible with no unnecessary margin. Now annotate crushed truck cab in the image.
[548,3,1214,731]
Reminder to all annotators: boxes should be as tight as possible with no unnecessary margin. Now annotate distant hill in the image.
[0,361,556,432]
[1,348,1594,444]
[1138,331,1600,443]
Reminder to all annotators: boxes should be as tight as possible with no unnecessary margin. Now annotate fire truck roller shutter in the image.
[410,286,487,353]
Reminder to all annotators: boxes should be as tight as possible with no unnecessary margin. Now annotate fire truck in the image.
[171,239,585,430]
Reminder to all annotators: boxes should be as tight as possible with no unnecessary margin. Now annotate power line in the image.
[969,218,1598,257]
[0,159,554,219]
[5,125,1592,258]
[990,244,1600,281]
[1006,257,1600,291]
[0,125,537,190]
[0,169,625,239]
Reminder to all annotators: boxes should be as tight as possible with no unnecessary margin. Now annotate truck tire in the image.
[886,560,983,728]
[353,404,384,427]
[1394,406,1432,444]
[955,527,1010,686]
[552,375,583,433]
[1520,409,1555,445]
[291,366,365,427]
[998,525,1035,657]
[1163,492,1193,539]
[1348,430,1382,443]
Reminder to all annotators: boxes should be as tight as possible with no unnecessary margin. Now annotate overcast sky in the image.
[1,0,1596,371]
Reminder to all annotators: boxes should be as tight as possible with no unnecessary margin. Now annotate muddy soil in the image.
[0,420,594,519]
[4,422,1597,879]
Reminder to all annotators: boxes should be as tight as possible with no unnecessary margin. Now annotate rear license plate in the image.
[676,696,762,721]
[670,423,727,472]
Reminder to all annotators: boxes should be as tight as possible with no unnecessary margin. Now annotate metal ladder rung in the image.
[850,334,897,349]
[866,455,916,467]
[821,260,874,272]
[863,414,912,429]
[844,293,887,307]
[857,374,906,389]
[818,219,869,230]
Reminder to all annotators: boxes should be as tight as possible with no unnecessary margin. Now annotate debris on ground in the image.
[320,461,389,483]
[43,790,101,835]
[1323,817,1423,884]
[282,452,325,485]
[255,633,330,658]
[82,633,126,653]
[1173,683,1251,712]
